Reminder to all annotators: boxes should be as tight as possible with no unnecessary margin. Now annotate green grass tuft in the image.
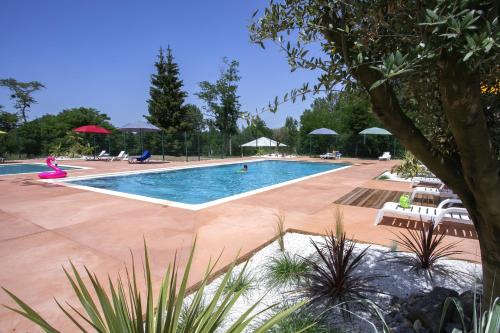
[265,306,341,333]
[266,252,309,288]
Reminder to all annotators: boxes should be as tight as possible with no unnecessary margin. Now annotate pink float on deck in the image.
[38,156,67,179]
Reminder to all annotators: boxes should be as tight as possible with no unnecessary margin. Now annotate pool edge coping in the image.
[41,159,351,211]
[0,162,91,177]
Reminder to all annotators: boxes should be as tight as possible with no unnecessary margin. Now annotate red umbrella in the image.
[73,125,111,134]
[73,125,112,159]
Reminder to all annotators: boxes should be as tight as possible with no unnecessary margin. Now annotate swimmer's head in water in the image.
[243,164,248,170]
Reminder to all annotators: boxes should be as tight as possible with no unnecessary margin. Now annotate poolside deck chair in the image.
[378,152,391,160]
[84,150,108,161]
[411,176,443,187]
[128,150,151,164]
[97,151,112,161]
[410,184,458,201]
[111,151,128,161]
[374,198,471,227]
[320,152,335,159]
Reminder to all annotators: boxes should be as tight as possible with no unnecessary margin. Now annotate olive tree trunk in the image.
[354,58,500,302]
[319,17,500,302]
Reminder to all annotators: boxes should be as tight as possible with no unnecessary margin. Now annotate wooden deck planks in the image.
[334,187,408,209]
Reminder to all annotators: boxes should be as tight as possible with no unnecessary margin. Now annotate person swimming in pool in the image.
[239,164,248,172]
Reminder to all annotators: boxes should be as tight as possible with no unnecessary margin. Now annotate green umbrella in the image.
[359,127,395,155]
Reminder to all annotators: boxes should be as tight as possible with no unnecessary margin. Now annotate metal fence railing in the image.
[0,128,405,161]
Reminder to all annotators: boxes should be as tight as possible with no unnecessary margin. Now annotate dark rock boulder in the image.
[406,287,459,332]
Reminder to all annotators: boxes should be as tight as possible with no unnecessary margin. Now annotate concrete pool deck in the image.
[0,157,481,331]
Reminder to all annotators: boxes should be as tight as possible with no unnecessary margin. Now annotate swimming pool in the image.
[64,160,349,209]
[0,163,83,176]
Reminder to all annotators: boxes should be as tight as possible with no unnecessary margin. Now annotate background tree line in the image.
[0,91,398,159]
[1,46,398,159]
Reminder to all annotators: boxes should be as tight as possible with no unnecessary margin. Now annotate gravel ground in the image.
[185,233,481,332]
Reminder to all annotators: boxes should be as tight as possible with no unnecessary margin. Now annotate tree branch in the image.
[319,14,474,203]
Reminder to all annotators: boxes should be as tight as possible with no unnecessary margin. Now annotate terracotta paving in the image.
[0,157,481,331]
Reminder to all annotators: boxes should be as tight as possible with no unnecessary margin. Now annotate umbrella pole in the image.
[93,134,96,159]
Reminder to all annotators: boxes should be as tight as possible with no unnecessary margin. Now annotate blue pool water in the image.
[0,163,80,175]
[70,160,348,205]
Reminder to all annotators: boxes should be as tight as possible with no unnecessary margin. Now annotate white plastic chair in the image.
[374,198,471,227]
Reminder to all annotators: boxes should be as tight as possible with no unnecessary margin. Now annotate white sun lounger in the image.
[410,185,458,201]
[411,177,443,187]
[374,198,471,227]
[378,152,391,160]
[320,153,335,159]
[84,150,108,161]
[111,151,128,161]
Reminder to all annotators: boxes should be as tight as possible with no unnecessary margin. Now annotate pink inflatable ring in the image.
[38,156,67,179]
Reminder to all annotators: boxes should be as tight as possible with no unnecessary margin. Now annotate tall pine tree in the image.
[146,46,187,133]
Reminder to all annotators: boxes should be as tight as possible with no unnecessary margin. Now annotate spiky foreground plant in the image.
[388,219,463,282]
[391,151,427,179]
[300,231,381,313]
[274,213,286,252]
[3,239,303,333]
[439,288,500,333]
[223,269,255,299]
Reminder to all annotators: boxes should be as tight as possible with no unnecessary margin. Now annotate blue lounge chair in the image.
[128,150,151,164]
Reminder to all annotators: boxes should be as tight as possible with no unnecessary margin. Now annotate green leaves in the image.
[3,239,302,332]
[369,79,386,92]
[419,1,499,66]
[369,50,414,90]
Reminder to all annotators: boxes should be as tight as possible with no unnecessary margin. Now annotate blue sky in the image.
[0,0,321,128]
